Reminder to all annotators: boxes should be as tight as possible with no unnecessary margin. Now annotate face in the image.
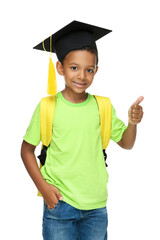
[56,50,98,95]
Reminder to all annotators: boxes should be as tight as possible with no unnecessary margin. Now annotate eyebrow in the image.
[69,63,79,66]
[69,63,95,68]
[88,65,96,68]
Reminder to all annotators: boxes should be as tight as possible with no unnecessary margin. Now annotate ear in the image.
[95,66,98,75]
[56,61,64,76]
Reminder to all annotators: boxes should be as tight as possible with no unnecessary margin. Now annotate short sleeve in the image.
[111,105,127,143]
[23,103,41,146]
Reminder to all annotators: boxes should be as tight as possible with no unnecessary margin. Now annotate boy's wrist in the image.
[128,118,138,126]
[37,179,48,196]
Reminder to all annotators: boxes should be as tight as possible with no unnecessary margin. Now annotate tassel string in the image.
[42,36,57,95]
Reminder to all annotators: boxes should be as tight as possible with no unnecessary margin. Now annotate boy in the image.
[21,21,143,240]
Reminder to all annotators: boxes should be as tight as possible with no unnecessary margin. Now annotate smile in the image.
[73,81,87,87]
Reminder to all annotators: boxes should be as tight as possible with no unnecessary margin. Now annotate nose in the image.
[78,69,86,81]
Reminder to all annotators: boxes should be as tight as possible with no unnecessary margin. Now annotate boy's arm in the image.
[117,96,144,149]
[21,140,63,209]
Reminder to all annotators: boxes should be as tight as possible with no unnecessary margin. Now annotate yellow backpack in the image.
[37,94,112,196]
[38,94,112,162]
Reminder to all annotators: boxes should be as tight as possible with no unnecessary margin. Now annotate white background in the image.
[0,0,159,239]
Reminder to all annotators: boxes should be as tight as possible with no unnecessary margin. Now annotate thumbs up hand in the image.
[128,96,144,125]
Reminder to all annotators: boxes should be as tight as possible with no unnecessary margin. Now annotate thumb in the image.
[132,96,144,105]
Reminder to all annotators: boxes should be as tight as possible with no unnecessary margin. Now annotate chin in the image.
[74,87,88,93]
[68,86,87,94]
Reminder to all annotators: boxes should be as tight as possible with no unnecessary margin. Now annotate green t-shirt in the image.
[24,92,127,210]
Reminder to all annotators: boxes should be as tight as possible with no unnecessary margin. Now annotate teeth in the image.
[73,82,86,85]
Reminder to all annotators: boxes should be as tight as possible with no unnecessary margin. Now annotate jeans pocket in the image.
[45,200,61,213]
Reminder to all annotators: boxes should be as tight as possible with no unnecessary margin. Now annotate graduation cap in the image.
[33,20,112,95]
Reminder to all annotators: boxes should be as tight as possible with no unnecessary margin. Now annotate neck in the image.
[61,88,88,103]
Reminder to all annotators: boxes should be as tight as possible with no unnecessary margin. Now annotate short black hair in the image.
[60,46,99,66]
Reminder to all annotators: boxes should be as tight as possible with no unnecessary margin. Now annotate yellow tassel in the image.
[47,58,57,95]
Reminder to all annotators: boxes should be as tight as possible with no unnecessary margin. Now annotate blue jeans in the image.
[43,200,108,240]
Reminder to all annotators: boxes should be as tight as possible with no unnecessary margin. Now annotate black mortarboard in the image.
[33,21,112,95]
[33,20,112,62]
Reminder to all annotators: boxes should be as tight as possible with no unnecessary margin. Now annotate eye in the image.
[87,69,94,73]
[71,66,78,71]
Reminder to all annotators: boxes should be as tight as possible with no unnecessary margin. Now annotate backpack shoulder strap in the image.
[38,95,56,197]
[40,94,111,149]
[40,95,56,147]
[94,95,112,149]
